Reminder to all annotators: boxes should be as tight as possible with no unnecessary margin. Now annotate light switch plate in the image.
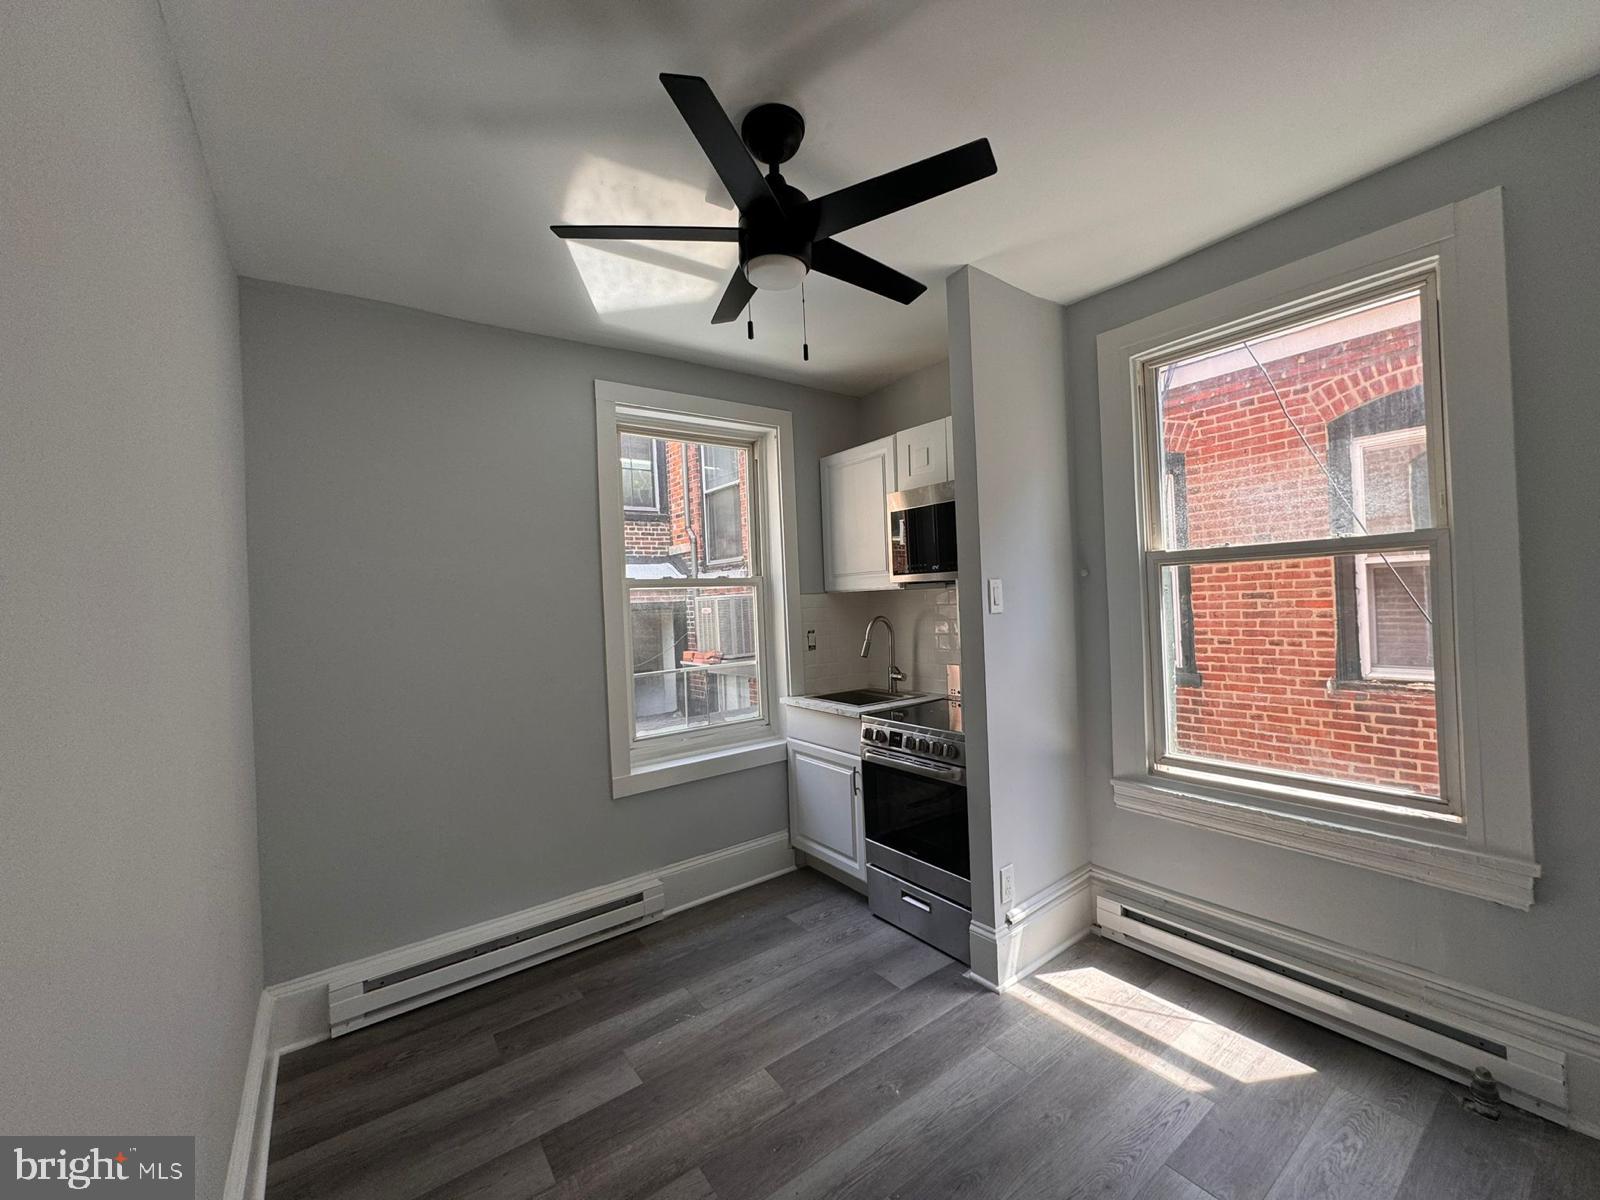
[987,578,1004,613]
[1000,864,1015,906]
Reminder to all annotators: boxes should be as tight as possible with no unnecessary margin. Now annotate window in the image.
[619,432,760,744]
[1095,193,1537,906]
[701,444,743,564]
[1350,427,1433,681]
[1143,278,1448,809]
[596,381,800,797]
[621,434,661,512]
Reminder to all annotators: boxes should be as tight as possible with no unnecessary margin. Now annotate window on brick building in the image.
[620,433,662,512]
[701,444,744,564]
[1141,277,1451,811]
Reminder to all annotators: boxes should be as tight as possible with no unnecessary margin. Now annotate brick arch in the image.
[1163,416,1195,455]
[1310,363,1423,424]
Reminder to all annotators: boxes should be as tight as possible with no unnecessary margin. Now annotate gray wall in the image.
[1067,76,1600,1021]
[240,281,862,981]
[950,269,1087,940]
[855,359,950,443]
[0,3,262,1194]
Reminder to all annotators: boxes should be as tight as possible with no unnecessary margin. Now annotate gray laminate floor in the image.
[265,870,1598,1200]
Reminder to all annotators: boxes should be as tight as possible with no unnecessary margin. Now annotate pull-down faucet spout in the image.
[860,615,906,695]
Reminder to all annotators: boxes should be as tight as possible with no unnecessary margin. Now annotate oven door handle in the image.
[862,747,965,783]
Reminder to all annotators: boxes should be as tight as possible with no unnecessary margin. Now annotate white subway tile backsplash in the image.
[797,585,961,697]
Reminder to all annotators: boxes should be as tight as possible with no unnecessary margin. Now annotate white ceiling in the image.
[161,0,1600,395]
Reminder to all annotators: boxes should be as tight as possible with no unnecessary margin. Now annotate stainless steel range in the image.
[860,698,971,964]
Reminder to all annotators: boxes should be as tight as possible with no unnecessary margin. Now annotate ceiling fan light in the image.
[745,253,807,291]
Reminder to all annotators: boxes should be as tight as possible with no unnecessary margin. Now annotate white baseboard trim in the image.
[968,864,1095,991]
[221,991,273,1200]
[225,830,795,1196]
[1090,866,1600,1134]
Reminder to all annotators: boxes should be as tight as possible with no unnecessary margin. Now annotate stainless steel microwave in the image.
[888,481,958,583]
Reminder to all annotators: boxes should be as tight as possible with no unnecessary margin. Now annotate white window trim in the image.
[596,380,804,798]
[1095,189,1539,908]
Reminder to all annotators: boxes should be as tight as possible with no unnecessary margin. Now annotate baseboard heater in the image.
[327,879,665,1037]
[1095,896,1568,1116]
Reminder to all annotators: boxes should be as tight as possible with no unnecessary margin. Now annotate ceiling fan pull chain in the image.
[746,292,755,341]
[801,280,810,362]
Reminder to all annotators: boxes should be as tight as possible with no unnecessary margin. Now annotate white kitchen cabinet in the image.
[821,435,896,591]
[787,739,865,882]
[893,417,952,491]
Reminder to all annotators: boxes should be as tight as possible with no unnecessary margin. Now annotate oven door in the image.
[861,747,970,907]
[888,483,958,583]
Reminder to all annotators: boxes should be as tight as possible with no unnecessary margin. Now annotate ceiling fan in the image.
[552,73,997,326]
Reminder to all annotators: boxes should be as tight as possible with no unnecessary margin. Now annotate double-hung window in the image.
[1142,275,1453,809]
[618,429,764,743]
[596,381,799,797]
[1096,192,1538,907]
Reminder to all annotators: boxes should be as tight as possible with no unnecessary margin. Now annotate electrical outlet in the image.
[806,629,817,651]
[987,577,1004,613]
[999,864,1015,906]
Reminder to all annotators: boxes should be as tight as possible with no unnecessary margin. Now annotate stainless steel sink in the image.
[810,689,904,706]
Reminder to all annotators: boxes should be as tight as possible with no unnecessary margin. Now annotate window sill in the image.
[1110,775,1540,909]
[614,737,788,798]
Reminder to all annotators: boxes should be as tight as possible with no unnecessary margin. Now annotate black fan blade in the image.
[809,138,996,241]
[711,268,756,324]
[660,74,779,215]
[810,239,926,305]
[551,225,739,241]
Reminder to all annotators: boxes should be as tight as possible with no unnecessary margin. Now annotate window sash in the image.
[1136,271,1449,556]
[1132,269,1461,819]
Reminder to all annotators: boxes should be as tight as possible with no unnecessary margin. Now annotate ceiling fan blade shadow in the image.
[660,73,779,216]
[711,269,757,324]
[810,239,925,304]
[809,139,996,241]
[550,225,739,241]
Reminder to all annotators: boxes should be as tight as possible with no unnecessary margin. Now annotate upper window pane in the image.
[1155,290,1430,550]
[621,435,752,579]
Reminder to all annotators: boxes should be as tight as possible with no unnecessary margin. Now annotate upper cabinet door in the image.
[821,436,896,592]
[894,418,952,491]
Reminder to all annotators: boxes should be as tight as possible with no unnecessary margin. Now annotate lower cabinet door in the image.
[787,739,865,881]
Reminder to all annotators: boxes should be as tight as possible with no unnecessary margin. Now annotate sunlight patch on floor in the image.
[1010,980,1214,1093]
[561,154,738,314]
[1035,966,1316,1085]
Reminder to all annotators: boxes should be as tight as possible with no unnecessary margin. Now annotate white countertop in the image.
[781,692,942,718]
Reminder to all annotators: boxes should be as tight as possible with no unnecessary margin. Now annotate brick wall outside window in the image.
[1163,321,1439,795]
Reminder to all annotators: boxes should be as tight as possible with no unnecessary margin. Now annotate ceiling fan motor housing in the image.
[739,174,814,280]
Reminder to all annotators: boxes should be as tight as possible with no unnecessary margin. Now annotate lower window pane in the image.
[630,586,761,740]
[1160,553,1439,799]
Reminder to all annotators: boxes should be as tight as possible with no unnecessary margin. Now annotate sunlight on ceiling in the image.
[1033,966,1317,1086]
[561,155,739,315]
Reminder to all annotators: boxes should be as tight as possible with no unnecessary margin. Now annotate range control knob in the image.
[873,729,889,744]
[917,737,932,753]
